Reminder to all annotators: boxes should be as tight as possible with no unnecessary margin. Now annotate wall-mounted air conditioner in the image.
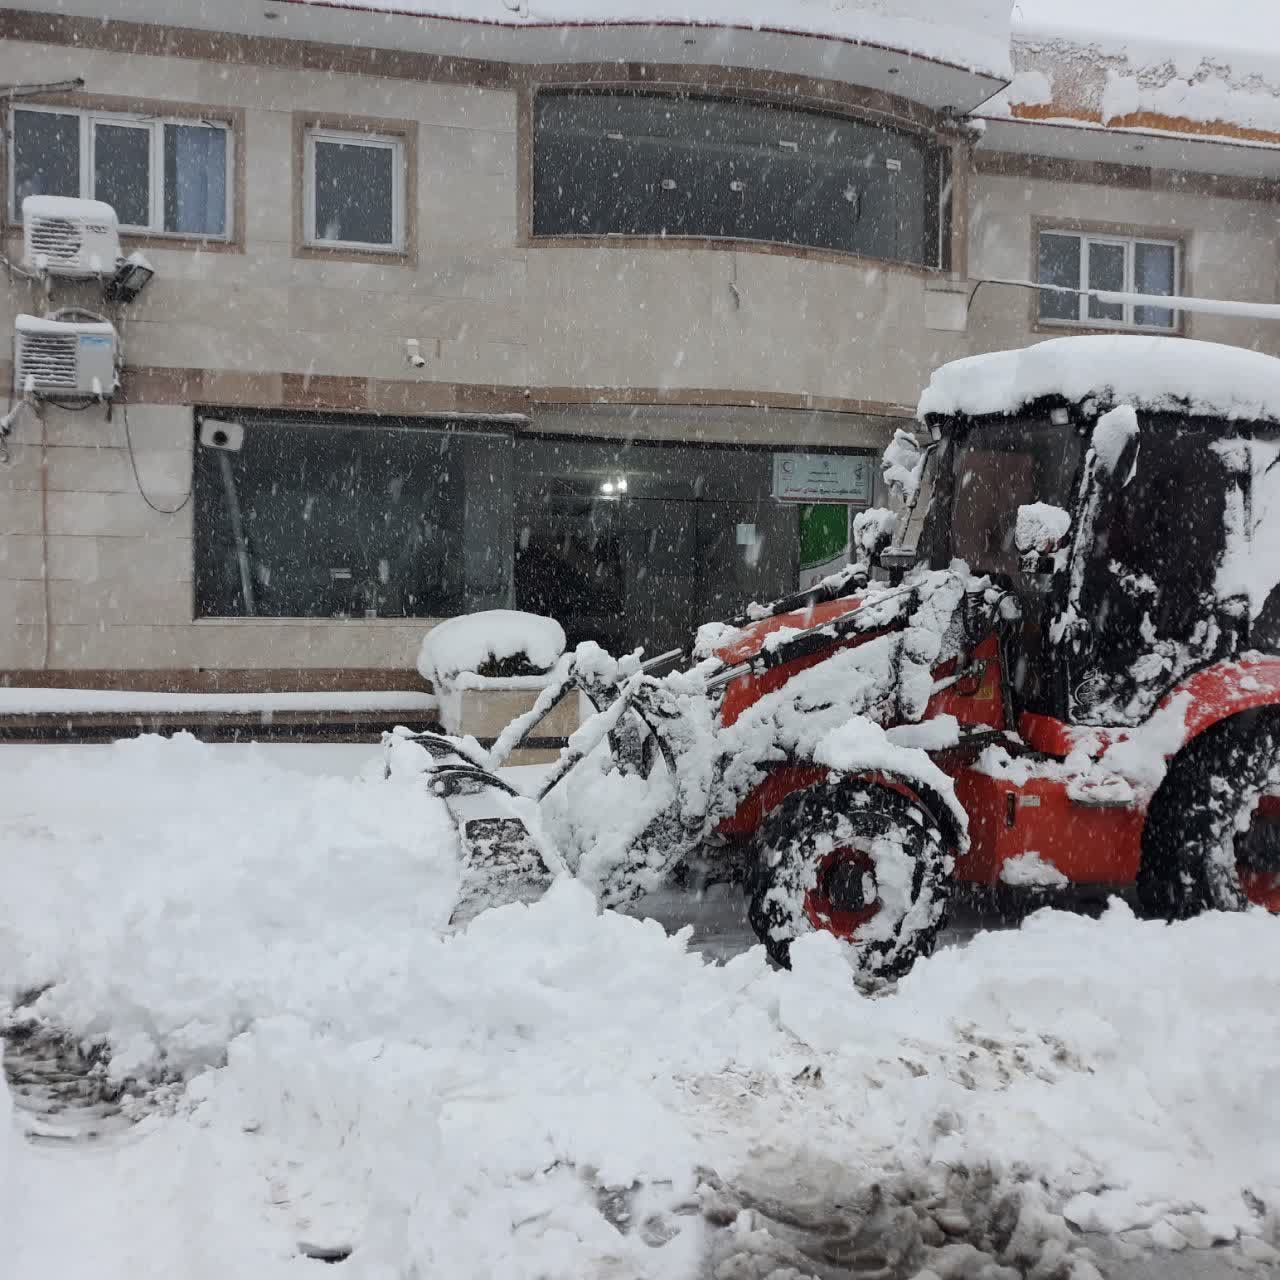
[14,313,118,399]
[22,195,121,278]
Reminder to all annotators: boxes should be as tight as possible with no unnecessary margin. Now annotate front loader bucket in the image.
[441,776,560,925]
[385,729,567,925]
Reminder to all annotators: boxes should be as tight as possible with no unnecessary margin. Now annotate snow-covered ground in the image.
[3,737,1280,1278]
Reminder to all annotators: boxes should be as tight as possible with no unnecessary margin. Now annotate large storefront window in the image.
[533,91,946,266]
[193,413,513,619]
[513,437,867,655]
[192,413,874,652]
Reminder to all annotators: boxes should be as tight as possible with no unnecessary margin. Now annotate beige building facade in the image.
[0,5,1276,692]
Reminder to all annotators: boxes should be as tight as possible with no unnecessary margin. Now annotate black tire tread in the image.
[1138,710,1280,919]
[746,780,951,978]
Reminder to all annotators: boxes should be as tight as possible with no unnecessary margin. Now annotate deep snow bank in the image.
[0,734,459,1079]
[3,737,1280,1276]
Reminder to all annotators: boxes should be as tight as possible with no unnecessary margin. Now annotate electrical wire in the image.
[122,401,193,515]
[39,406,51,670]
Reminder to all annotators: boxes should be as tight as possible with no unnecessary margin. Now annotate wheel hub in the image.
[823,855,875,913]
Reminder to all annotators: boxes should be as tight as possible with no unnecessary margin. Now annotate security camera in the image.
[405,339,427,369]
[200,417,244,452]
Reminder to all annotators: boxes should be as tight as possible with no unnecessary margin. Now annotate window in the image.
[1037,230,1179,330]
[304,128,405,251]
[533,91,947,266]
[9,105,231,238]
[193,415,513,619]
[514,437,812,655]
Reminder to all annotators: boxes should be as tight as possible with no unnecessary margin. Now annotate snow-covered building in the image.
[0,0,1276,718]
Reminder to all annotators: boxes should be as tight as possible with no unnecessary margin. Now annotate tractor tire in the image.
[746,780,952,979]
[1137,710,1280,919]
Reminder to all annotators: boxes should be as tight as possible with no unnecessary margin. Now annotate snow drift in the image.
[3,737,1280,1277]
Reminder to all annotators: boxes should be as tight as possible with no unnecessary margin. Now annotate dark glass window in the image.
[1037,233,1080,323]
[10,108,230,235]
[1085,241,1125,324]
[310,136,398,247]
[194,415,513,619]
[11,109,80,218]
[533,91,944,266]
[515,437,826,655]
[94,121,152,229]
[1066,419,1237,723]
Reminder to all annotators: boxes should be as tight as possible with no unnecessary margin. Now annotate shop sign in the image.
[772,452,872,504]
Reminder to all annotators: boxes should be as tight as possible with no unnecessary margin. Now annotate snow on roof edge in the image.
[918,336,1280,426]
[275,0,1013,81]
[1000,11,1280,143]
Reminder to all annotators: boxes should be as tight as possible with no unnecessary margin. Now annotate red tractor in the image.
[393,334,1280,976]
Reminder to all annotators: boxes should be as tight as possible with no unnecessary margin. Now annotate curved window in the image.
[533,91,947,267]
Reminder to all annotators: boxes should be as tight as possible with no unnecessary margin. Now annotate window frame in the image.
[8,102,235,242]
[525,86,952,272]
[302,126,407,254]
[1036,227,1182,333]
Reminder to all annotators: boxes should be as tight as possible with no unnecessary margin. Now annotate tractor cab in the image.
[908,335,1280,732]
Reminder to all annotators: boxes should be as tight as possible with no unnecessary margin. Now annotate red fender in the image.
[1020,655,1280,761]
[1167,655,1280,743]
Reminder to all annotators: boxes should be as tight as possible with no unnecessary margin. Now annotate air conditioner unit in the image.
[14,314,118,399]
[22,195,121,278]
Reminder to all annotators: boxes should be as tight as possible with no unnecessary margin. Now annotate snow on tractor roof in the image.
[917,336,1280,425]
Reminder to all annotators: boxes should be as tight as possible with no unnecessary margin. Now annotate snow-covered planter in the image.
[417,610,572,743]
[417,610,566,689]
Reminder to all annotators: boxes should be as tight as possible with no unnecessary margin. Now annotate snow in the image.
[1013,280,1280,323]
[972,744,1137,805]
[886,712,961,751]
[416,609,566,687]
[277,0,1013,78]
[1217,435,1280,621]
[0,688,438,715]
[4,738,1280,1278]
[881,428,929,505]
[1097,693,1193,791]
[1091,404,1140,475]
[851,505,899,560]
[1010,0,1280,138]
[21,195,118,226]
[999,850,1070,889]
[919,336,1280,425]
[1014,501,1071,554]
[0,1055,17,1248]
[813,716,965,834]
[15,313,115,338]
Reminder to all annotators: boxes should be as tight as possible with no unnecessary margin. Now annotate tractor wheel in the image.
[746,780,952,979]
[1138,710,1280,919]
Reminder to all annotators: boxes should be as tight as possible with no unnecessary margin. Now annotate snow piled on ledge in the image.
[1009,0,1280,136]
[918,336,1280,424]
[279,0,1013,77]
[3,735,1280,1276]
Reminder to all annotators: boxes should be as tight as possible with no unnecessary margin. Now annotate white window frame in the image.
[8,103,234,240]
[303,127,406,253]
[1038,228,1180,332]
